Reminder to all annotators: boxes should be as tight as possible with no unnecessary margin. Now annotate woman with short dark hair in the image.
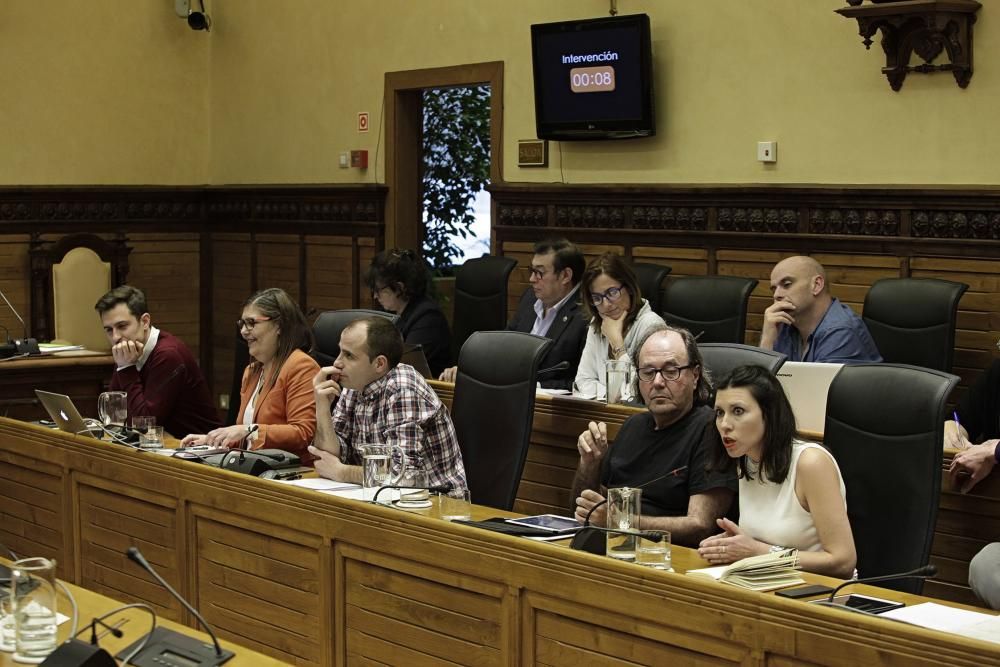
[366,249,451,377]
[181,288,319,462]
[698,365,856,577]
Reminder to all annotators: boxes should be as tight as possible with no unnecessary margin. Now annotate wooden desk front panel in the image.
[1,419,997,667]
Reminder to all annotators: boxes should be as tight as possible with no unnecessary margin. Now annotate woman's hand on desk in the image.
[697,518,767,565]
[181,425,252,449]
[949,439,998,493]
[438,366,458,383]
[943,420,972,450]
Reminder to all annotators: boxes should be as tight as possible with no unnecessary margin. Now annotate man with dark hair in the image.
[571,324,736,546]
[310,317,467,493]
[95,285,220,437]
[440,237,587,389]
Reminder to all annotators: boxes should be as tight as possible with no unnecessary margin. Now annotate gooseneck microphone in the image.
[119,547,234,666]
[827,564,938,602]
[371,484,452,504]
[0,287,38,355]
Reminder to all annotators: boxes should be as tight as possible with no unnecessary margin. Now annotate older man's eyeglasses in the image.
[590,286,626,306]
[237,316,273,331]
[636,364,694,383]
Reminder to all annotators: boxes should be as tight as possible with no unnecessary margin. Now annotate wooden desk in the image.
[430,381,996,607]
[1,418,998,666]
[0,571,290,666]
[0,352,111,421]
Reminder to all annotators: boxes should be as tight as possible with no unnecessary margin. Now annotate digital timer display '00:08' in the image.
[569,66,616,93]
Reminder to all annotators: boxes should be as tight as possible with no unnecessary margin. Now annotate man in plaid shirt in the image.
[309,316,468,495]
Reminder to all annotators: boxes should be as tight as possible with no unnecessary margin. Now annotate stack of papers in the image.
[882,602,1000,645]
[687,549,804,591]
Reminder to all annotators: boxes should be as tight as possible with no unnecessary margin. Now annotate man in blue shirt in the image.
[759,256,882,363]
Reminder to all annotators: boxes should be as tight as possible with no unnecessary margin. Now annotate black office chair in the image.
[451,255,518,360]
[823,363,959,594]
[698,343,786,383]
[226,330,251,425]
[632,262,672,314]
[450,331,552,511]
[661,276,758,344]
[312,308,395,366]
[862,277,968,373]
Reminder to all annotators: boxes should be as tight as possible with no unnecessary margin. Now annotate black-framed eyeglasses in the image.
[237,316,274,331]
[528,267,548,280]
[590,286,627,305]
[636,364,694,383]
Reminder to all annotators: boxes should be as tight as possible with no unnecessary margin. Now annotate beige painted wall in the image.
[2,2,996,186]
[0,2,209,185]
[208,0,1000,186]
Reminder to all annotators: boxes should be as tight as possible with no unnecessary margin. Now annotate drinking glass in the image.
[98,391,128,428]
[11,557,58,663]
[396,465,431,507]
[132,415,155,433]
[140,426,165,449]
[0,594,15,652]
[438,489,472,521]
[605,359,632,405]
[360,444,404,502]
[635,530,672,570]
[606,486,641,560]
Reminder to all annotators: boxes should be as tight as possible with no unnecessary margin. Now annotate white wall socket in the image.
[757,141,777,163]
[339,152,349,168]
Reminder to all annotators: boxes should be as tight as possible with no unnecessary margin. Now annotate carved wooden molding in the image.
[489,183,1000,258]
[837,0,982,91]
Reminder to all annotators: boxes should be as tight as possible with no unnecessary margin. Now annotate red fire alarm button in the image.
[350,150,368,169]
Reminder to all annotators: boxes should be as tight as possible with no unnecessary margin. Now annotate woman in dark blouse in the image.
[366,249,452,377]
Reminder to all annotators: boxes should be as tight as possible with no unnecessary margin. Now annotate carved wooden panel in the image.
[305,236,355,314]
[341,546,505,666]
[0,451,64,574]
[76,477,182,620]
[193,512,322,666]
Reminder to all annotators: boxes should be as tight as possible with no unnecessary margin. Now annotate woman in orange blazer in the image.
[182,288,319,463]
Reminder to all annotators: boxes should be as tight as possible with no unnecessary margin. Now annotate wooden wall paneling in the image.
[191,508,324,665]
[211,234,253,410]
[304,236,356,315]
[126,233,202,359]
[716,249,784,346]
[254,234,303,302]
[0,235,31,342]
[499,240,534,321]
[357,237,377,310]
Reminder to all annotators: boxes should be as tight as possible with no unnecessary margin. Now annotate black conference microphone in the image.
[536,360,570,377]
[0,287,39,355]
[119,547,234,666]
[37,617,123,666]
[826,564,938,602]
[371,484,452,504]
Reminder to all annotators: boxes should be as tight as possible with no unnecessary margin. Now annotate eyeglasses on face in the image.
[237,316,273,331]
[636,364,694,383]
[589,286,626,305]
[528,267,550,280]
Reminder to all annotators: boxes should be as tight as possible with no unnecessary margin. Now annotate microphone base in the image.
[39,639,116,666]
[116,627,233,667]
[15,338,40,356]
[569,527,606,555]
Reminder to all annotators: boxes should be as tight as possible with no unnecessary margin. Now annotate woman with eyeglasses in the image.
[181,287,320,462]
[697,365,856,577]
[573,252,665,400]
[366,249,451,377]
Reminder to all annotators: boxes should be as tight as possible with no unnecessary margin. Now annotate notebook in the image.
[776,362,844,434]
[34,390,99,439]
[687,549,804,591]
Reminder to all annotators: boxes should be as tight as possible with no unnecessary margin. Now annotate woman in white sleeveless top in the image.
[697,365,856,578]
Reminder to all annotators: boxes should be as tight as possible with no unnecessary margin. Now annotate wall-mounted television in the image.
[531,13,655,141]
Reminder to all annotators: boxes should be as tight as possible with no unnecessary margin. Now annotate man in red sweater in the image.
[95,286,220,438]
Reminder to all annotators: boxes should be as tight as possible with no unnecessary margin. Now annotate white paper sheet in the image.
[882,602,1000,643]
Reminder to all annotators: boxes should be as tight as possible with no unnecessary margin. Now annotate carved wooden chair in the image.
[30,233,131,351]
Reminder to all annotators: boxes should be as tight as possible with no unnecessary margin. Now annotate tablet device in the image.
[505,514,582,534]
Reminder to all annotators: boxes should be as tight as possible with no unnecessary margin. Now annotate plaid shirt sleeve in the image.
[381,367,468,495]
[332,388,360,465]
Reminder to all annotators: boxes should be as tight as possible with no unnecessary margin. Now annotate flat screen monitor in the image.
[531,13,655,141]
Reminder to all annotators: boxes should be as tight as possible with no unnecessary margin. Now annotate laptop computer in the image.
[775,362,844,435]
[34,390,99,439]
[401,343,433,379]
